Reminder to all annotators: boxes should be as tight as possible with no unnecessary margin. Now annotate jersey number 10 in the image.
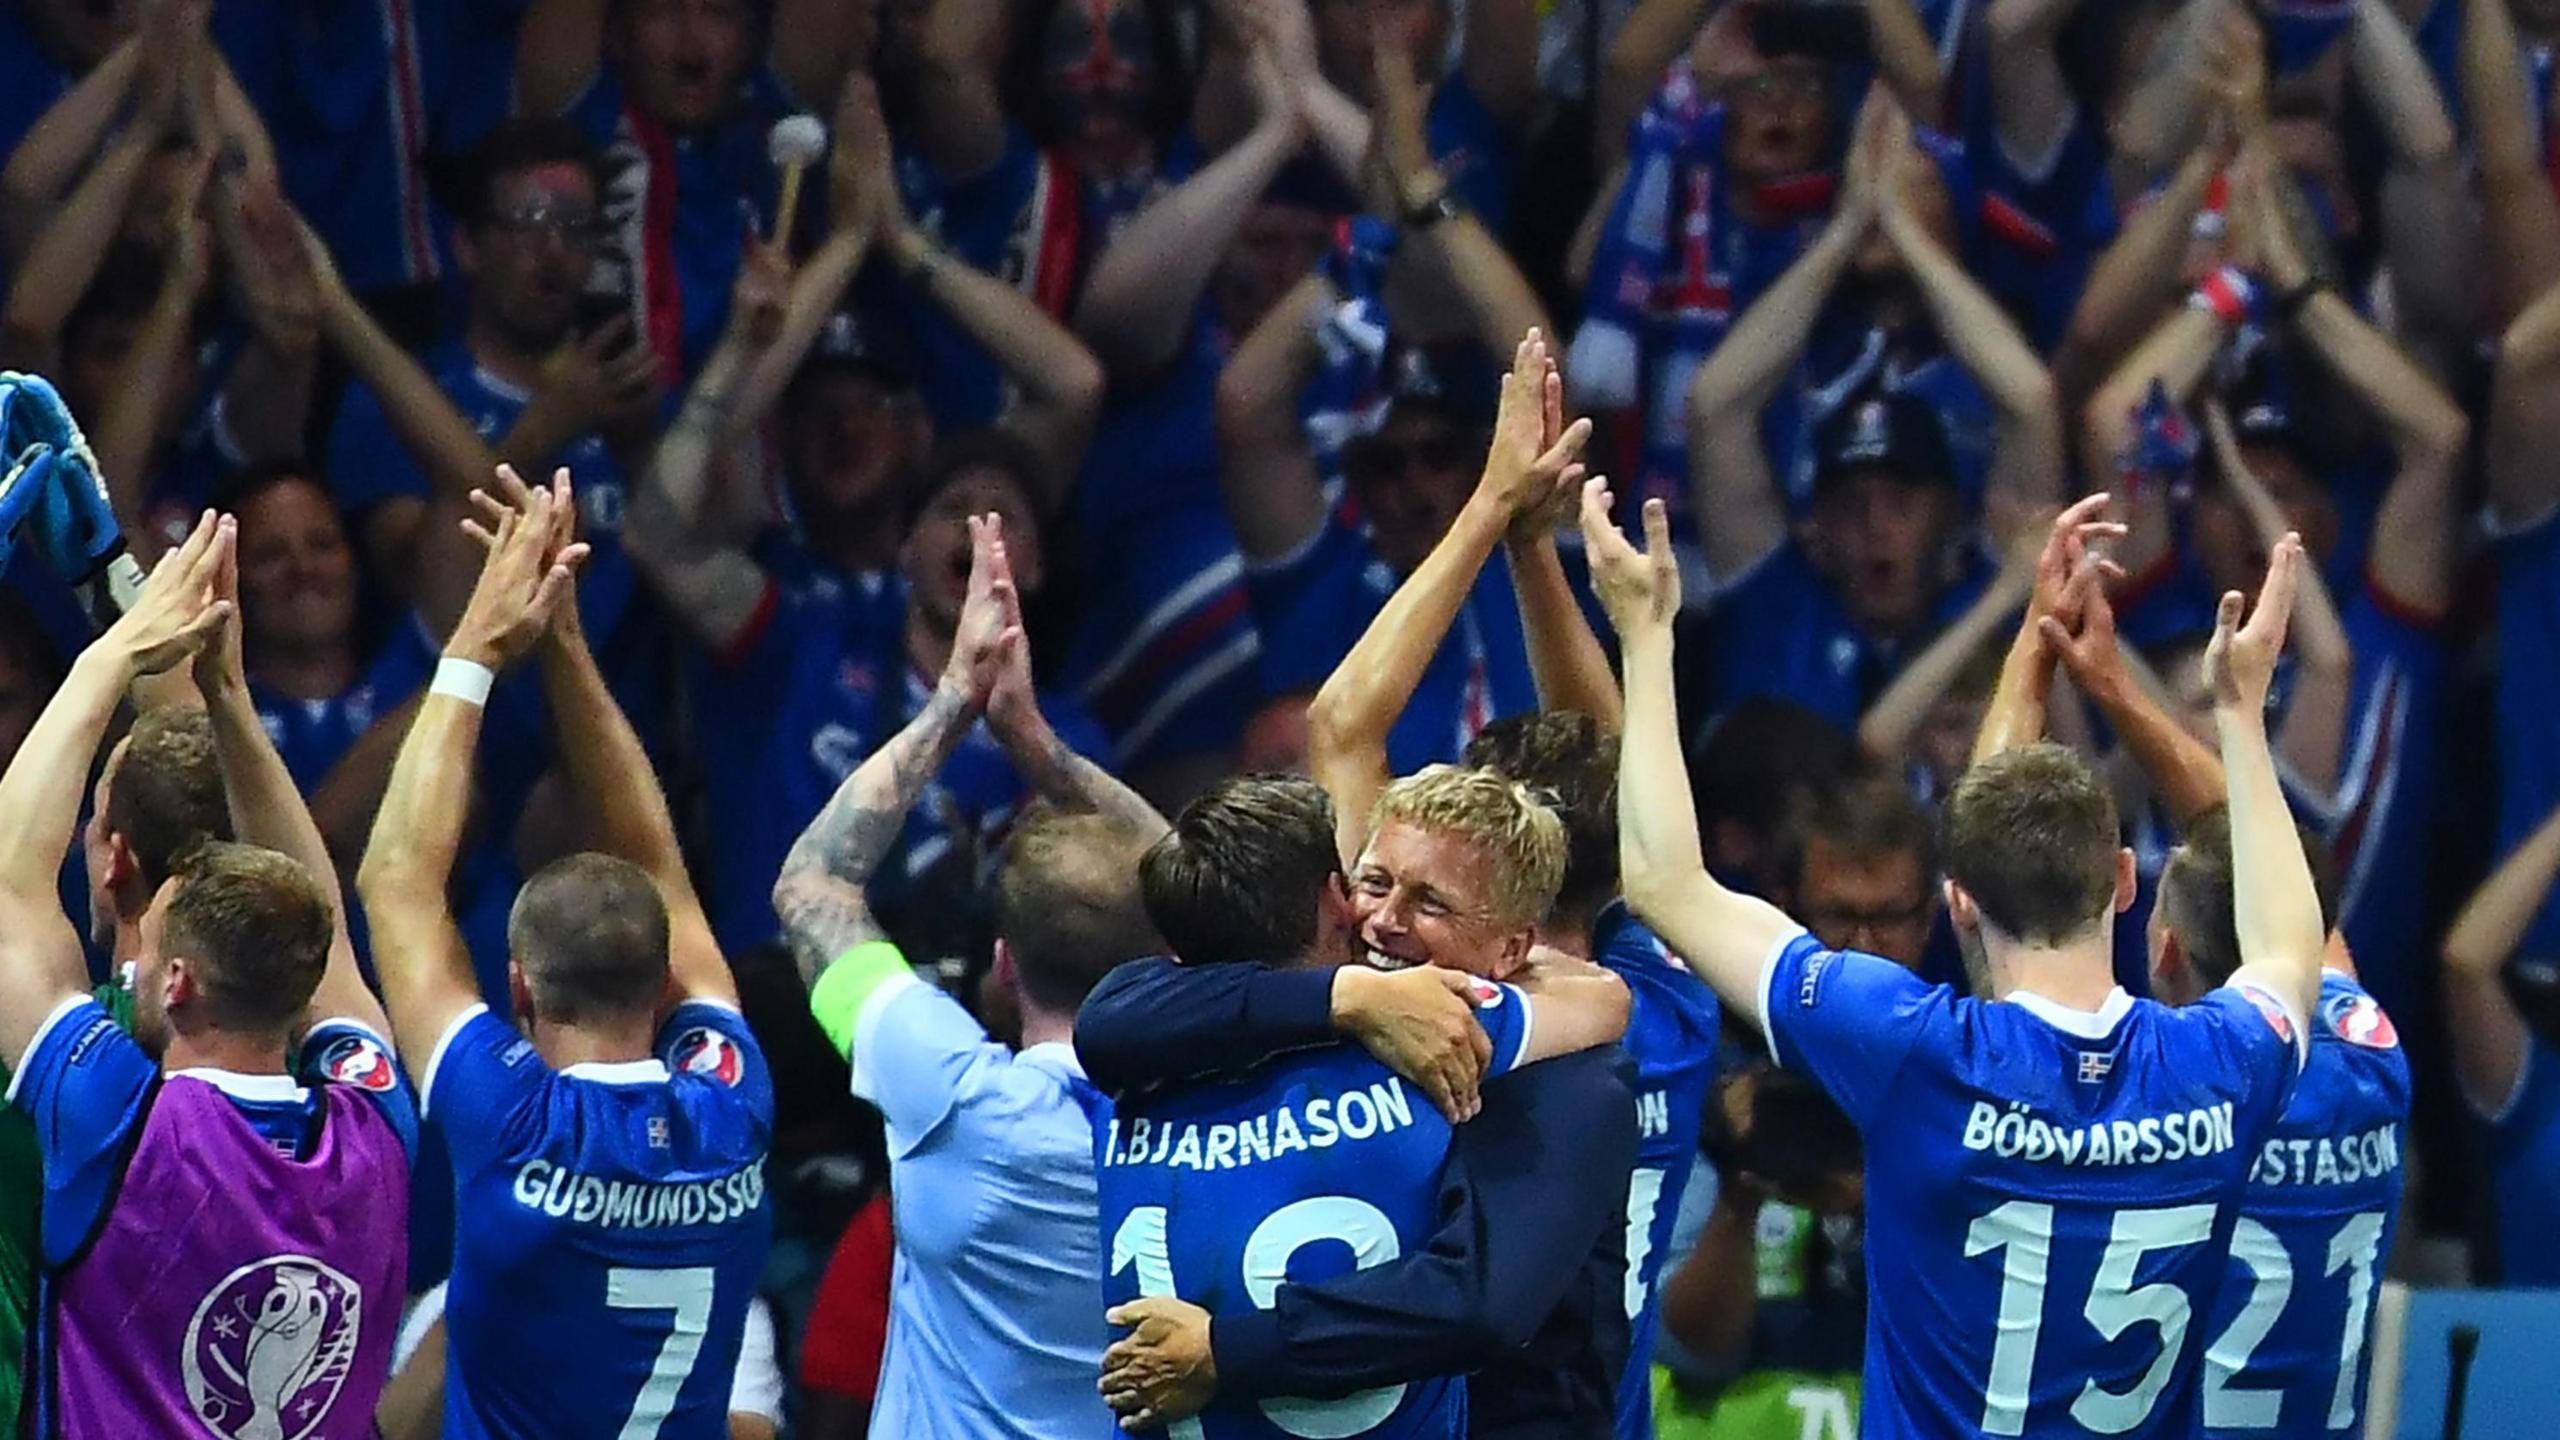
[1112,1197,1408,1439]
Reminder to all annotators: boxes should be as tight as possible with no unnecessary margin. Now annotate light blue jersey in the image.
[1095,980,1534,1439]
[423,1002,774,1440]
[2202,973,2410,1438]
[1760,932,2304,1440]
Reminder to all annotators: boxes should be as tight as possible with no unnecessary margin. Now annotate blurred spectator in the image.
[1777,771,1939,969]
[328,119,659,646]
[512,0,870,375]
[2444,791,2560,1286]
[799,1193,896,1440]
[1688,697,1858,895]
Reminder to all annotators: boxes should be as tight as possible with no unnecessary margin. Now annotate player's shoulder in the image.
[2308,977,2413,1084]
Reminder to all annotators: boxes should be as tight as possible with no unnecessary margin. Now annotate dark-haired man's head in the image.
[992,806,1161,1020]
[1940,743,2135,992]
[1806,395,1960,639]
[451,121,614,355]
[900,431,1049,638]
[1781,773,1937,970]
[1462,711,1618,928]
[1342,400,1481,577]
[607,0,761,133]
[88,709,233,953]
[1693,699,1857,894]
[131,842,333,1061]
[2149,806,2341,1005]
[1141,775,1354,968]
[783,317,931,557]
[508,853,673,1034]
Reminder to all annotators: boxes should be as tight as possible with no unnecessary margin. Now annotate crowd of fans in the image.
[3,0,2560,1431]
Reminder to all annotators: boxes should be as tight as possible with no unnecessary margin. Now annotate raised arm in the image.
[1862,0,1948,124]
[770,516,1014,988]
[357,495,583,1065]
[2492,279,2560,531]
[92,155,215,562]
[1075,56,1307,379]
[1595,0,1718,170]
[1584,481,1800,1030]
[1505,368,1620,724]
[1981,0,2082,187]
[1971,495,2123,763]
[1862,533,2035,768]
[210,176,325,470]
[900,0,1008,179]
[2353,0,2472,369]
[2039,564,2229,828]
[2192,404,2352,796]
[513,0,610,119]
[981,525,1169,842]
[623,244,792,654]
[1211,275,1334,564]
[2109,0,2237,191]
[1878,138,2063,510]
[0,514,229,1067]
[1306,334,1590,861]
[2210,535,2326,1024]
[189,527,386,1038]
[2050,136,2221,405]
[2079,284,2240,585]
[839,73,1103,495]
[480,468,733,1008]
[766,0,867,116]
[2461,0,2560,327]
[0,111,163,369]
[2442,797,2560,1116]
[0,28,145,256]
[1687,203,1869,581]
[1372,24,1549,355]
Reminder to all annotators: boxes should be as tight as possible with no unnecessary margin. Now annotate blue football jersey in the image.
[1591,904,1721,1440]
[425,1001,775,1440]
[1095,982,1534,1440]
[2202,974,2411,1439]
[1761,932,2304,1440]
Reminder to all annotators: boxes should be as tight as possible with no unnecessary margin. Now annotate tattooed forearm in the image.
[1002,708,1171,843]
[773,680,980,976]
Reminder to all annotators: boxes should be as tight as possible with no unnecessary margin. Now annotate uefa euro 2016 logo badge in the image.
[182,1255,365,1440]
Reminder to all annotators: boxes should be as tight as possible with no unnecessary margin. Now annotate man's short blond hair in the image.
[1370,765,1568,929]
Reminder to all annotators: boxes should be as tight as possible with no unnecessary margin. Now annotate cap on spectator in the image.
[1811,392,1954,493]
[791,311,917,398]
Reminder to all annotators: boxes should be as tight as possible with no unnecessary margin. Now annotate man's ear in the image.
[507,959,537,1031]
[105,834,137,892]
[2113,847,2138,915]
[1943,877,1978,936]
[162,954,196,1020]
[992,937,1019,991]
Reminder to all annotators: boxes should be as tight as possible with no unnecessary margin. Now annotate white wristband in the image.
[428,657,495,709]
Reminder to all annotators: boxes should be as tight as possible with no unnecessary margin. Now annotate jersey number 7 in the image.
[606,1266,715,1440]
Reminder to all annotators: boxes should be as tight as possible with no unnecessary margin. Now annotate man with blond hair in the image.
[1086,761,1643,1438]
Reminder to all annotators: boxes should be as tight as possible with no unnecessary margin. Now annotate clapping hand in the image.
[1485,330,1594,543]
[447,467,588,670]
[106,509,233,675]
[1578,477,1679,637]
[2204,530,2303,717]
[941,514,1024,713]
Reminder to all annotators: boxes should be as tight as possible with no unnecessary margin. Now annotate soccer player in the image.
[357,472,772,1440]
[1094,771,1632,1437]
[1298,330,1720,1438]
[771,514,1170,1440]
[2003,513,2414,1437]
[1584,478,2327,1439]
[0,512,414,1439]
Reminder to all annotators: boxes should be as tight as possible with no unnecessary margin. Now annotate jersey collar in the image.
[562,1059,673,1085]
[2004,986,2135,1040]
[1018,1041,1087,1080]
[171,1068,310,1105]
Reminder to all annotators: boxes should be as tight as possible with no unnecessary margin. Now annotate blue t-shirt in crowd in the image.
[560,65,800,378]
[250,636,436,795]
[1761,930,2304,1440]
[2496,511,2560,953]
[1702,539,1996,730]
[2479,1035,2560,1287]
[1095,980,1535,1440]
[2202,972,2409,1440]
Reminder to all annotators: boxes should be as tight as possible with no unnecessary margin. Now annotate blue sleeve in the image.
[657,1001,778,1143]
[1210,1049,1639,1395]
[300,1020,421,1163]
[1761,931,1945,1128]
[420,1005,551,1176]
[1073,957,1338,1097]
[1248,508,1374,698]
[9,1000,156,1268]
[324,380,434,519]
